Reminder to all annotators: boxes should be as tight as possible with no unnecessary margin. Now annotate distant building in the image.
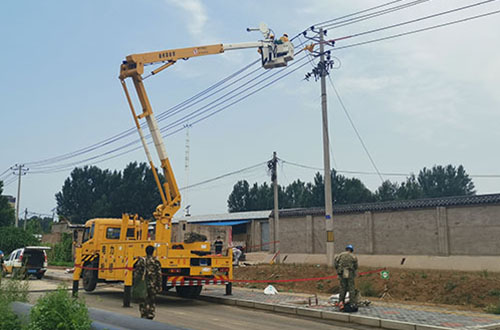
[171,210,272,252]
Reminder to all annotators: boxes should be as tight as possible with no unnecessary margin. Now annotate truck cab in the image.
[75,215,232,301]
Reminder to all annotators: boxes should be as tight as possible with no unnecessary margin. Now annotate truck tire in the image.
[82,264,97,292]
[175,285,202,298]
[36,273,44,280]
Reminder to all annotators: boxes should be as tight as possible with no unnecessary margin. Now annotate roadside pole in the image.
[319,29,335,266]
[23,208,28,230]
[271,152,280,263]
[11,164,28,228]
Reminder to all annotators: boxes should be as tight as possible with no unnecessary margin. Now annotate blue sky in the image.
[1,0,499,218]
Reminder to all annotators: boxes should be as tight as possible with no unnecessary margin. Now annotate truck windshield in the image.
[82,227,90,243]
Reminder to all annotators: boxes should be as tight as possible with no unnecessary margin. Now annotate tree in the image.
[0,181,15,227]
[56,162,164,224]
[282,179,311,209]
[112,162,164,219]
[375,180,400,202]
[56,166,118,224]
[227,180,251,212]
[333,171,375,204]
[417,165,475,198]
[0,227,39,254]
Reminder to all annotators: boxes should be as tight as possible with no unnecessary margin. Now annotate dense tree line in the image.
[56,162,164,224]
[0,181,15,227]
[227,164,475,212]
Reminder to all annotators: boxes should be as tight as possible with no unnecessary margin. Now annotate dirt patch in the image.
[234,264,500,312]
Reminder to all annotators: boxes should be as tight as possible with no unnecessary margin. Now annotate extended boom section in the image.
[73,24,293,306]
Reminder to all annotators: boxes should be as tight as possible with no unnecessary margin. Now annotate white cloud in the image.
[166,0,208,39]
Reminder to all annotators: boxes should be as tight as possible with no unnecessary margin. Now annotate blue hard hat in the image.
[346,244,354,251]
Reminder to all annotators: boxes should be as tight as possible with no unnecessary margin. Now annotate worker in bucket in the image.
[334,244,358,310]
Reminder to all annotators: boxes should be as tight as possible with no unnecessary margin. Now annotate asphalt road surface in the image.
[26,278,376,330]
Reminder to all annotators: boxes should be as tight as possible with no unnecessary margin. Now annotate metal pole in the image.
[319,29,335,265]
[23,208,28,231]
[272,151,280,263]
[15,165,22,228]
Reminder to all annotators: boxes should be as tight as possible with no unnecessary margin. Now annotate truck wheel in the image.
[176,285,202,298]
[36,273,44,280]
[82,267,97,292]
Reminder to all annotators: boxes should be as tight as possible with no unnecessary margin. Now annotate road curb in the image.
[44,273,460,330]
[197,294,456,330]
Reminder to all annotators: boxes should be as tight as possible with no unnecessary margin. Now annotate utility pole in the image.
[268,152,280,263]
[23,208,28,230]
[11,164,29,228]
[304,27,336,266]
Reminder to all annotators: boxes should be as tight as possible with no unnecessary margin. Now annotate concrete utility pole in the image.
[270,151,280,263]
[303,27,336,265]
[11,164,29,228]
[23,208,28,230]
[319,29,335,266]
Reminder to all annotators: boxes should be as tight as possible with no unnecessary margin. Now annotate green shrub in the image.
[48,261,74,267]
[0,277,29,304]
[0,302,22,330]
[0,227,39,254]
[486,299,500,314]
[46,233,73,263]
[0,278,29,330]
[28,287,92,330]
[488,289,500,297]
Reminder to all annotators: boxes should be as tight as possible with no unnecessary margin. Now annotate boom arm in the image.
[119,33,293,242]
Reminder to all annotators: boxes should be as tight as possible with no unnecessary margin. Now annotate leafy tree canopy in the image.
[56,162,164,224]
[0,181,15,227]
[227,164,475,212]
[0,227,39,254]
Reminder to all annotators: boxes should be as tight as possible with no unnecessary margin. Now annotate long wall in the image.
[277,204,500,256]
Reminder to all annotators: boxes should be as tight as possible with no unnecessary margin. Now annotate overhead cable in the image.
[281,159,500,178]
[328,76,385,183]
[22,1,426,169]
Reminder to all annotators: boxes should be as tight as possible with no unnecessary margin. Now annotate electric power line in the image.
[12,2,500,175]
[21,1,432,171]
[281,159,500,179]
[327,76,385,183]
[180,161,267,191]
[333,6,500,51]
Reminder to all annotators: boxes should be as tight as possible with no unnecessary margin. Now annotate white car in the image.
[4,246,50,279]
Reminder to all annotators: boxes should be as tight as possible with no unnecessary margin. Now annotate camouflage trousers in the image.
[139,292,156,319]
[339,277,357,304]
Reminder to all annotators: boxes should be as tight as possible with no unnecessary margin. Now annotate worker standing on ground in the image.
[134,245,162,319]
[214,236,224,255]
[334,244,358,308]
[0,250,5,278]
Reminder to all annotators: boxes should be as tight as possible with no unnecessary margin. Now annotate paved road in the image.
[27,278,376,330]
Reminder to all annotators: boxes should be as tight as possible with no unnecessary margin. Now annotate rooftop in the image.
[276,193,500,217]
[172,210,271,224]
